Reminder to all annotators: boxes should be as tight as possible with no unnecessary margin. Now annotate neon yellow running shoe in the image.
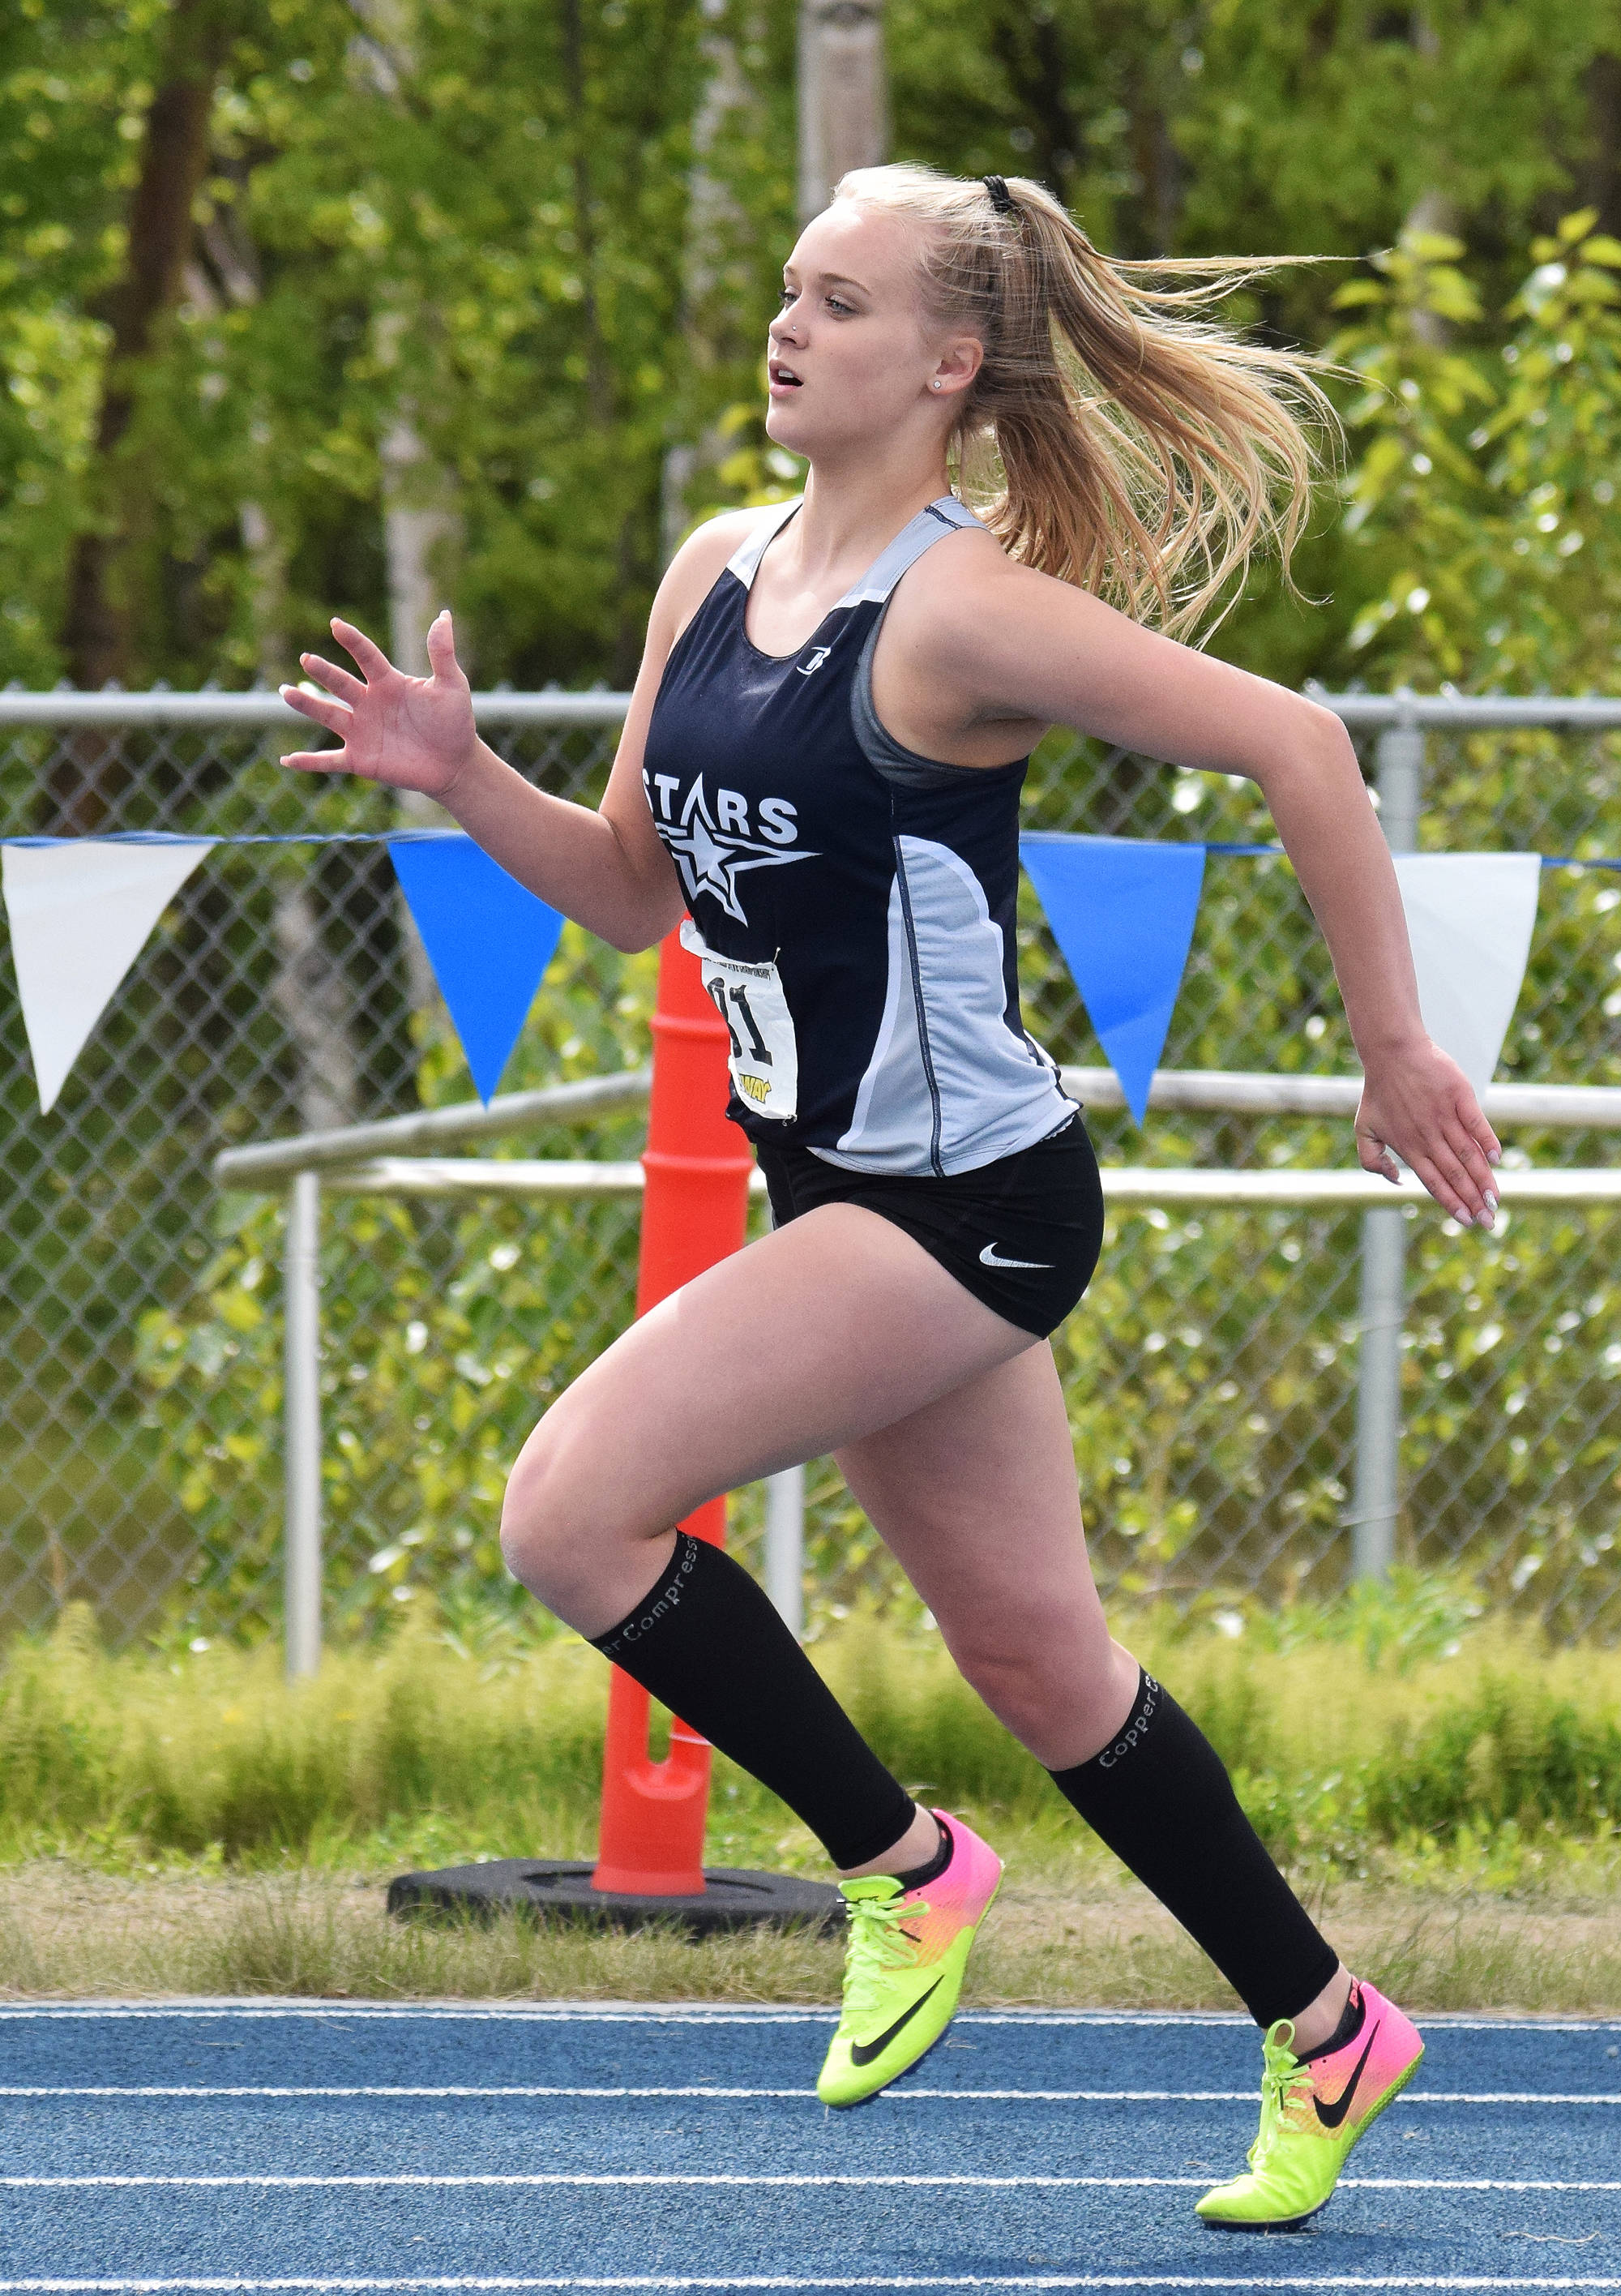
[1195,1980,1424,2232]
[815,1810,1002,2108]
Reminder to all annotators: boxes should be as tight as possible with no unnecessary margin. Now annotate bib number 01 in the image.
[680,919,799,1122]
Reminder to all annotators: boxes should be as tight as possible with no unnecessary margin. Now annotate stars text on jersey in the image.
[648,773,819,927]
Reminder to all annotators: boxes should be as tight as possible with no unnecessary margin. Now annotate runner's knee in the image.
[947,1623,1127,1758]
[949,1638,1058,1737]
[498,1411,597,1604]
[498,1400,669,1613]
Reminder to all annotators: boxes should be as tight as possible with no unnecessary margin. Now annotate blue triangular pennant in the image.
[387,835,564,1103]
[1020,833,1206,1124]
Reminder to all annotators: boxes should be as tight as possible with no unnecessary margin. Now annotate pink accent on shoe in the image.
[894,1810,1003,1966]
[1285,1980,1424,2139]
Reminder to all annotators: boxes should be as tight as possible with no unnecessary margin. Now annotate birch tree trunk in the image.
[270,880,364,1133]
[661,0,767,563]
[379,366,461,683]
[188,216,364,1135]
[797,0,887,223]
[251,476,361,1133]
[1404,19,1456,351]
[375,312,464,1026]
[1584,48,1621,236]
[349,6,467,1030]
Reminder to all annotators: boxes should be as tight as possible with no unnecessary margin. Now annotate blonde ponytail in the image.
[832,164,1335,640]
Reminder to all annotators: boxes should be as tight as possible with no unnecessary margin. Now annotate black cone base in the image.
[387,1857,844,1938]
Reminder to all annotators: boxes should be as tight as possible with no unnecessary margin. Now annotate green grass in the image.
[2,1594,1617,1884]
[0,1594,1616,2007]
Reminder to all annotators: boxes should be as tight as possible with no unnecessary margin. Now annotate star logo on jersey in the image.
[661,777,818,926]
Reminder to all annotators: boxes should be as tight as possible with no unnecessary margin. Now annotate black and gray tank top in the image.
[641,493,1073,1179]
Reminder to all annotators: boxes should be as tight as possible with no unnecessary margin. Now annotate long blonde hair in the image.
[832,164,1334,640]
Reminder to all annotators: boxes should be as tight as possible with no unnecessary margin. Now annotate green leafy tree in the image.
[19,2,1621,696]
[1331,210,1621,690]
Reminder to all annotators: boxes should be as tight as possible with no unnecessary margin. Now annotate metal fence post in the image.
[764,1465,806,1641]
[1350,717,1425,1581]
[283,1168,323,1677]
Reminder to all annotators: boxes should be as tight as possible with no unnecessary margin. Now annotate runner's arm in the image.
[278,518,755,953]
[910,551,1502,1226]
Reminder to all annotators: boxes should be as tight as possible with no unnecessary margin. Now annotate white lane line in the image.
[0,2005,1612,2034]
[0,2174,1184,2189]
[0,2008,1082,2026]
[1397,2098,1621,2108]
[1345,2182,1621,2193]
[0,2089,812,2102]
[0,2087,1611,2105]
[1,2174,1617,2191]
[0,2276,1619,2293]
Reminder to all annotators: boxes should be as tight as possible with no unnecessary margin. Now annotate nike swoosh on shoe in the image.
[849,1977,943,2067]
[1313,2021,1382,2130]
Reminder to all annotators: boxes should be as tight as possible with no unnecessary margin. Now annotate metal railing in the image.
[215,1062,1621,1673]
[6,686,1621,1647]
[0,691,631,730]
[10,682,1621,731]
[213,1064,1621,1182]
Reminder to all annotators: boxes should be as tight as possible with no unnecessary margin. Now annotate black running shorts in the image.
[755,1113,1104,1338]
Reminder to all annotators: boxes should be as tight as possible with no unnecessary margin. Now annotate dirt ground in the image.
[2,1859,1617,2012]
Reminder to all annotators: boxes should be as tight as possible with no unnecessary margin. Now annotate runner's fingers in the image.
[1426,1124,1498,1223]
[278,747,349,773]
[1411,1147,1494,1225]
[296,652,368,705]
[1469,1107,1503,1167]
[1405,1153,1471,1221]
[1356,1133,1400,1184]
[424,609,464,680]
[1421,1134,1486,1217]
[329,617,395,678]
[1441,1118,1499,1207]
[277,684,352,735]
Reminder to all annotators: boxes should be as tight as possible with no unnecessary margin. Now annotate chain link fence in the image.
[2,697,1619,1648]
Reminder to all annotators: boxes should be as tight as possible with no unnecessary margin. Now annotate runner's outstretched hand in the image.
[1354,1039,1501,1228]
[277,610,477,799]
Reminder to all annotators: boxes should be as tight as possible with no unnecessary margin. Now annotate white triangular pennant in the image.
[1394,852,1542,1097]
[1,839,215,1112]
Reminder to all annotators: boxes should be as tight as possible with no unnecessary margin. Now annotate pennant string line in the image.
[1202,841,1621,871]
[0,829,461,847]
[2,833,1619,869]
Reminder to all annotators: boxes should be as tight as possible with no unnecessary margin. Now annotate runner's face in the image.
[766,203,977,460]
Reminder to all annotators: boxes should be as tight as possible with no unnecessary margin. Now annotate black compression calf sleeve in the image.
[1047,1668,1337,2028]
[591,1532,916,1873]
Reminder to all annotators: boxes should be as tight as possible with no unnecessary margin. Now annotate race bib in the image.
[680,919,799,1122]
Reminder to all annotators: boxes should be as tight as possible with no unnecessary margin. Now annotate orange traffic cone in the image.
[389,928,840,1938]
[590,928,751,1895]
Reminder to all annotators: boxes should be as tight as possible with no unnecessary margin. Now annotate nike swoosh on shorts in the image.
[978,1242,1054,1270]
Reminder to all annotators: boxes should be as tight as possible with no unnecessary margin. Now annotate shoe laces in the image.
[840,1890,925,2024]
[1248,2020,1309,2170]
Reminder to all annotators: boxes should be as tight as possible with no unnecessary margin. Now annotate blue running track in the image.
[0,2001,1616,2291]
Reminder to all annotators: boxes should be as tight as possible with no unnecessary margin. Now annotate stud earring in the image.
[930,379,942,390]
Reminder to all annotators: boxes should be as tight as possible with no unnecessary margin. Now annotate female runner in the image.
[281,165,1501,2231]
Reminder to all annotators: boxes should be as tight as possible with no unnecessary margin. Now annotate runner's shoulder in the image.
[653,502,793,647]
[674,501,786,581]
[880,510,1027,675]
